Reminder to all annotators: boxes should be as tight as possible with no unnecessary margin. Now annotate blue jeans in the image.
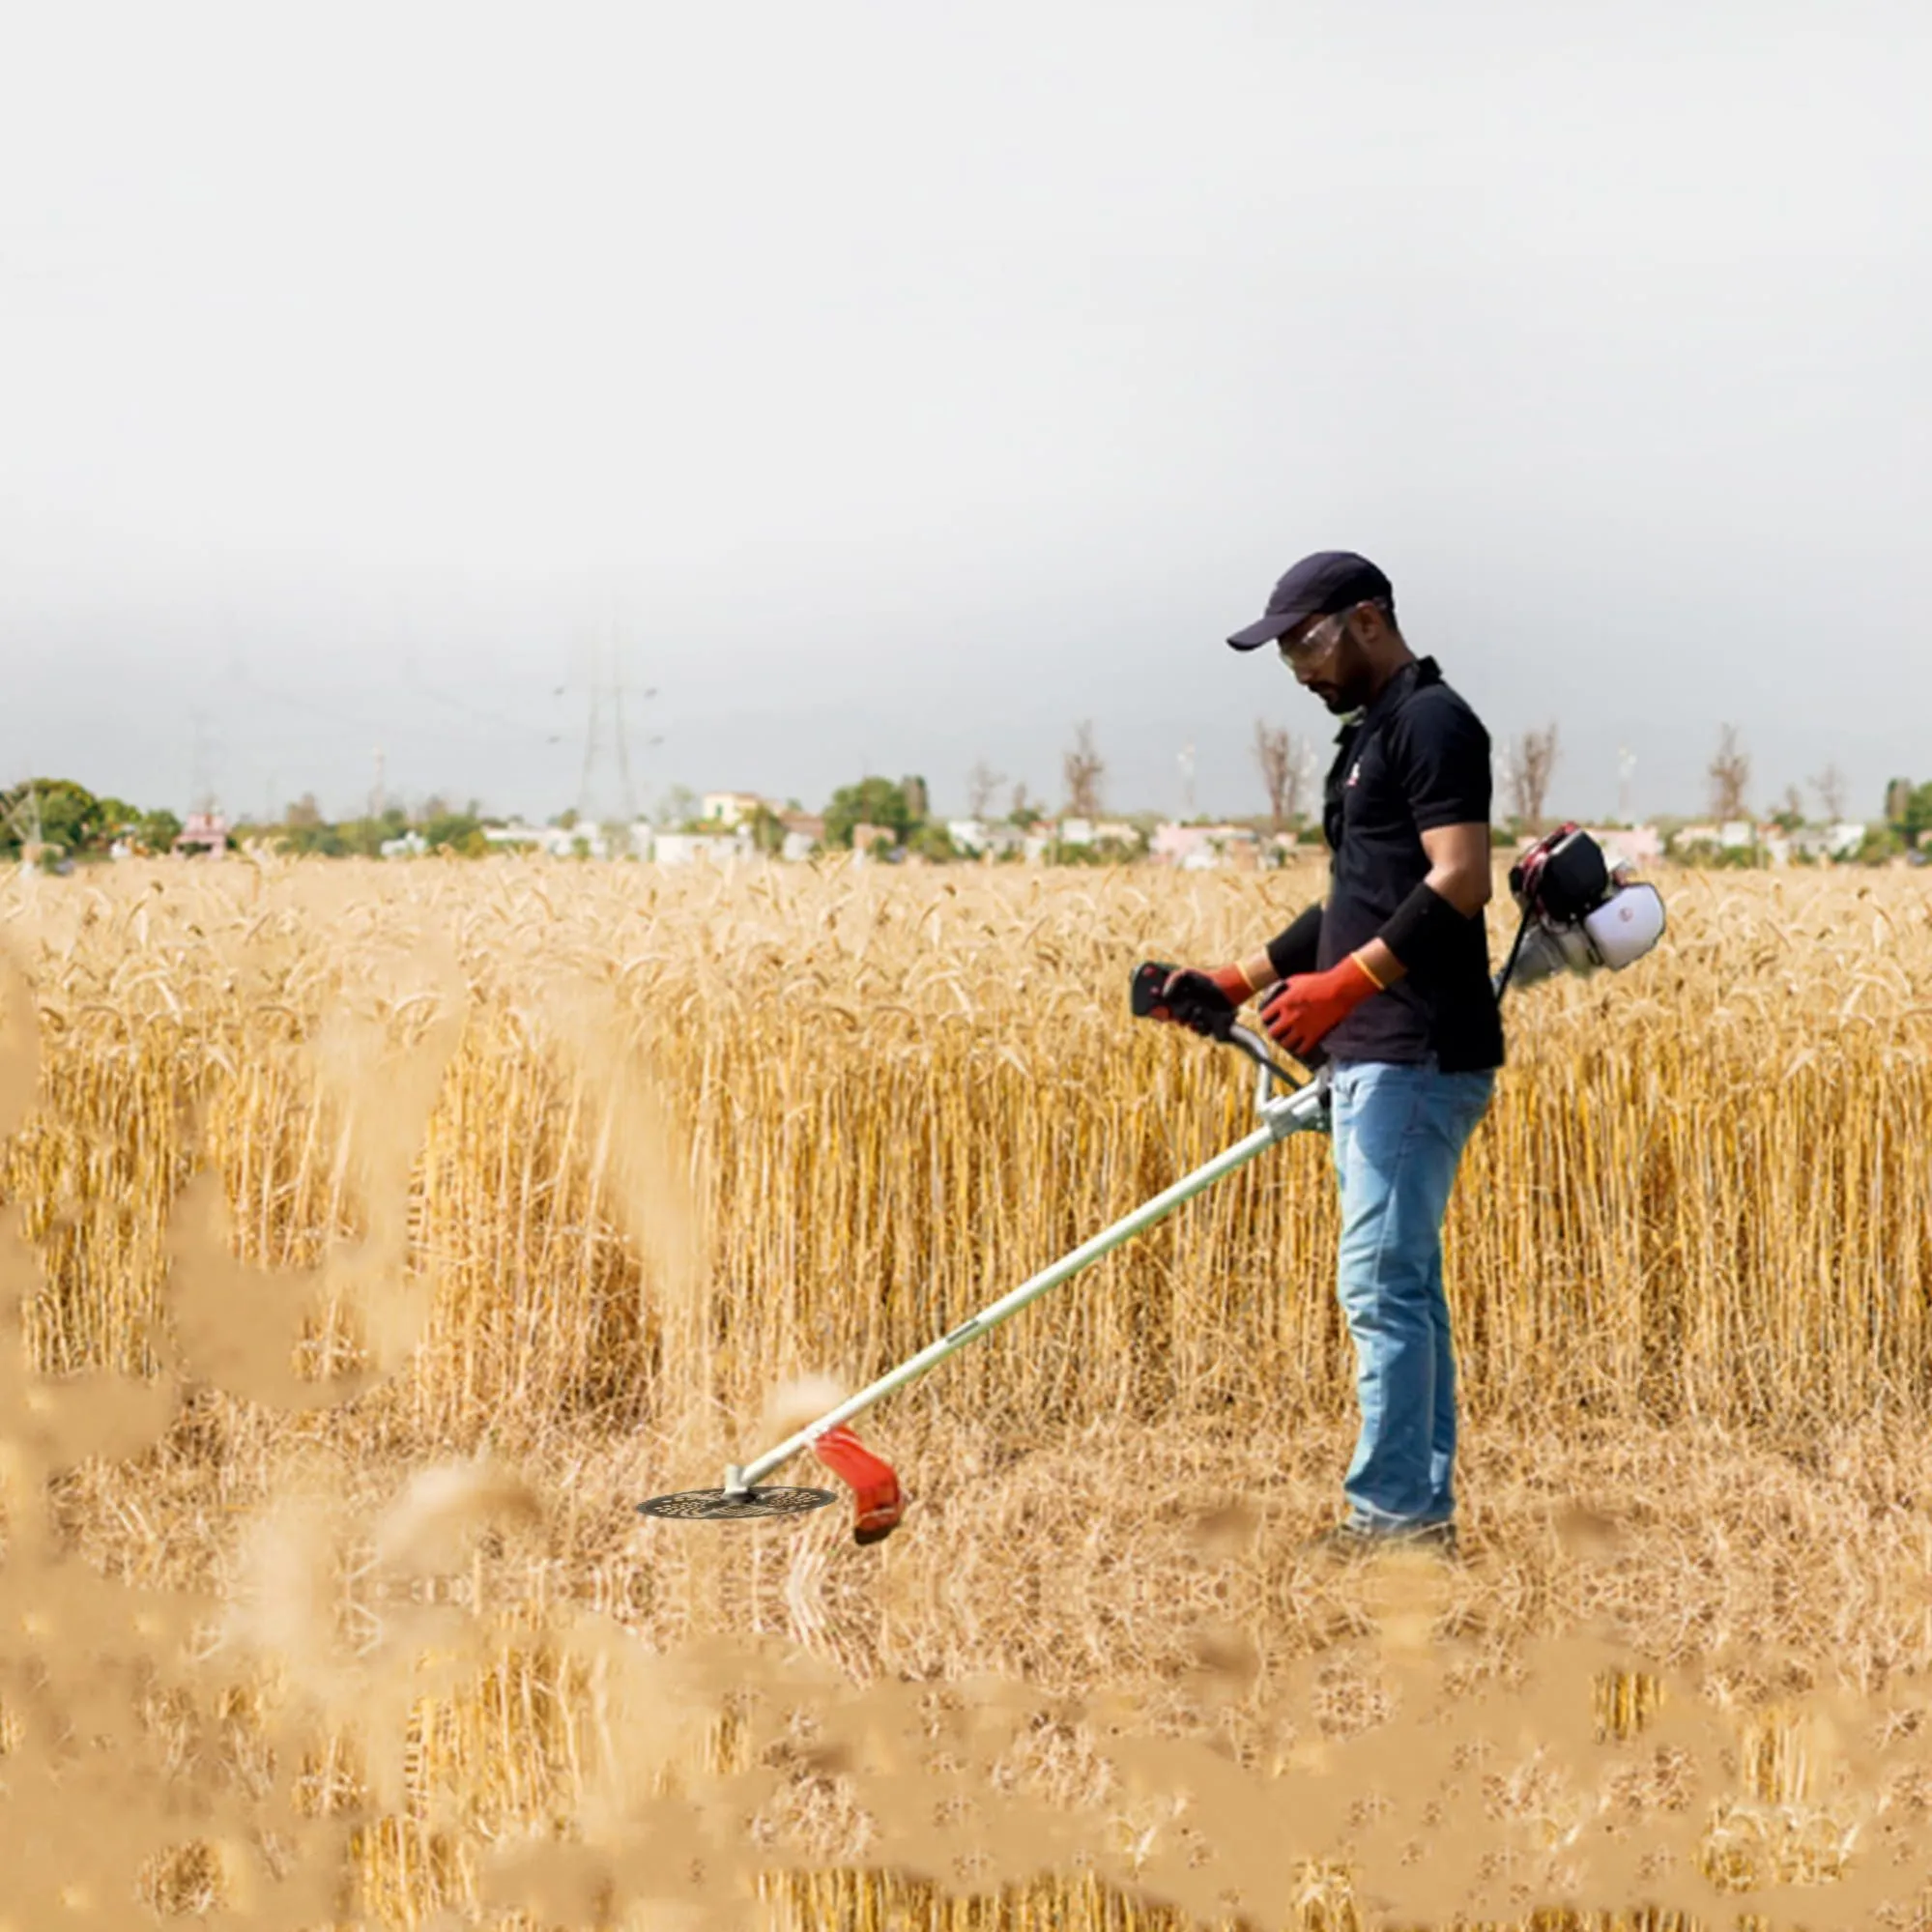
[1329,1059,1495,1531]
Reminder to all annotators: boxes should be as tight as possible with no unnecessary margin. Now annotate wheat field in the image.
[3,855,1932,1929]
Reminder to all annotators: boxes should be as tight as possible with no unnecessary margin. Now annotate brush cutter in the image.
[639,828,1665,1545]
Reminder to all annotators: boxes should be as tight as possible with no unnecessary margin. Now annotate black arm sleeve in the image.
[1265,904,1323,981]
[1377,879,1471,975]
[1372,693,1491,974]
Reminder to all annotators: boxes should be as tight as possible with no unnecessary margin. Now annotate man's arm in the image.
[1355,822,1490,989]
[1255,702,1493,1057]
[1218,903,1323,996]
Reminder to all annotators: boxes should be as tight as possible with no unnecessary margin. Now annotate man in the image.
[1160,551,1502,1556]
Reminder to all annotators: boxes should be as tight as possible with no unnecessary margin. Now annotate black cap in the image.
[1226,550,1394,650]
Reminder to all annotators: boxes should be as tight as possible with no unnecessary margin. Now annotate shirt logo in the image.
[1346,761,1362,788]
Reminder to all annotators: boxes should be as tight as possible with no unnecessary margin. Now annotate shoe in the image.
[1302,1518,1459,1561]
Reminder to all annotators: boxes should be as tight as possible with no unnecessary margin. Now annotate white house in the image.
[779,813,824,862]
[484,822,611,859]
[701,792,765,830]
[1815,821,1867,859]
[1583,824,1664,868]
[651,829,751,866]
[948,818,1024,859]
[1668,822,1751,857]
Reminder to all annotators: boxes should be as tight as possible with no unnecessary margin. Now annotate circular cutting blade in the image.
[638,1485,836,1523]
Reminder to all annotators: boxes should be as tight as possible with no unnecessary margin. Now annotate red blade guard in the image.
[811,1424,904,1544]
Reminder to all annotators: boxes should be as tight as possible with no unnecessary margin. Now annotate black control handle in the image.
[1131,961,1309,1090]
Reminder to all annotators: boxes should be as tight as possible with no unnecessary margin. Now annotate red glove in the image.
[1258,955,1382,1056]
[1154,961,1261,1037]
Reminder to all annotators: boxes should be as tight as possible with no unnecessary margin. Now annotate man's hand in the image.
[1258,955,1382,1056]
[1155,962,1259,1038]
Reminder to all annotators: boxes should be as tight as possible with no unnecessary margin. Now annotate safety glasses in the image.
[1277,605,1355,668]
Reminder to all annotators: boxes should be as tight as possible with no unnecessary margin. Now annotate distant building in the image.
[1776,822,1868,863]
[1668,821,1757,857]
[173,812,230,858]
[484,823,544,852]
[946,818,1023,859]
[484,822,610,859]
[1583,824,1664,868]
[779,813,823,863]
[1149,822,1261,870]
[1769,823,1856,865]
[651,830,750,866]
[701,792,765,830]
[380,831,429,859]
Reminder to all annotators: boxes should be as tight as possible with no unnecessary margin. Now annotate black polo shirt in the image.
[1316,656,1504,1072]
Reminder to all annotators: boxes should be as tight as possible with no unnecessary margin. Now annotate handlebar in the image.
[1226,1020,1312,1107]
[1130,961,1312,1099]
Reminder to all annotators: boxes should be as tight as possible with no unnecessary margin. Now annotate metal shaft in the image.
[731,1076,1325,1492]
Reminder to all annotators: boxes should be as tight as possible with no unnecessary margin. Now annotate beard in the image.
[1305,666,1370,715]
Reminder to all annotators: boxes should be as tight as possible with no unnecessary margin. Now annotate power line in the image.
[400,657,572,747]
[231,662,572,752]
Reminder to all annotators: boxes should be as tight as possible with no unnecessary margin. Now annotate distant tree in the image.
[36,779,102,853]
[281,818,348,857]
[1707,724,1752,823]
[1062,720,1104,820]
[1810,763,1848,824]
[655,785,698,829]
[286,793,325,831]
[423,809,485,855]
[137,809,184,854]
[747,802,788,856]
[908,822,958,863]
[94,796,143,840]
[0,779,107,858]
[965,759,1006,821]
[1252,721,1309,832]
[1855,823,1906,865]
[824,777,917,850]
[1894,782,1932,848]
[1506,725,1560,832]
[1007,781,1040,829]
[1771,785,1805,834]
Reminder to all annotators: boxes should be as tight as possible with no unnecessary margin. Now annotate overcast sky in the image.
[2,1,1927,825]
